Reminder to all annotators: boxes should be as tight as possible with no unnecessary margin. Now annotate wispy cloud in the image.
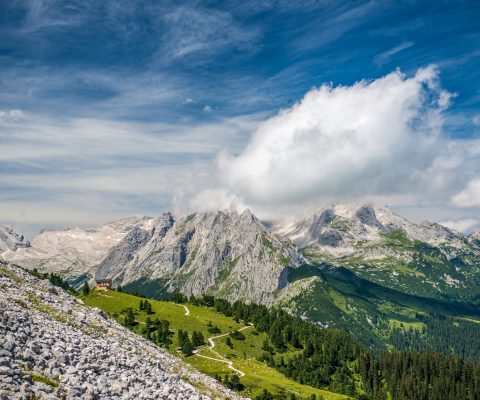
[0,111,264,229]
[374,41,415,65]
[441,218,480,234]
[158,5,261,61]
[451,179,480,208]
[1,1,479,234]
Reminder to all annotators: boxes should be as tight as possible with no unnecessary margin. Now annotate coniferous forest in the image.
[184,294,480,400]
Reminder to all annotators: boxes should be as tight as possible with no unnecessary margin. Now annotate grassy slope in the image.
[285,264,480,351]
[84,290,349,400]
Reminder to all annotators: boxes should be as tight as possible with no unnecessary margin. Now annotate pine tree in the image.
[228,374,244,391]
[144,300,153,314]
[82,282,90,296]
[182,339,193,356]
[192,331,205,347]
[124,308,136,327]
[226,337,233,349]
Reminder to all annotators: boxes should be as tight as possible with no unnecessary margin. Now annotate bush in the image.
[229,330,246,340]
[207,325,221,334]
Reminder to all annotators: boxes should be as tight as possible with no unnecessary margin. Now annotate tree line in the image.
[187,294,480,399]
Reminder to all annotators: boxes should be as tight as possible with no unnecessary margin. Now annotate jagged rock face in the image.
[470,231,480,247]
[274,203,480,302]
[97,210,303,305]
[273,203,469,255]
[317,229,343,247]
[0,262,241,400]
[0,226,30,253]
[2,217,154,286]
[355,205,382,227]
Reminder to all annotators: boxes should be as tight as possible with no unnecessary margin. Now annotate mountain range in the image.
[3,204,480,354]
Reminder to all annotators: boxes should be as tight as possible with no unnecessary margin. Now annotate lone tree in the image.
[124,308,137,327]
[226,337,233,349]
[82,282,90,296]
[144,300,154,314]
[178,330,193,356]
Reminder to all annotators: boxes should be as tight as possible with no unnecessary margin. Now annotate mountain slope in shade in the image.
[96,209,304,305]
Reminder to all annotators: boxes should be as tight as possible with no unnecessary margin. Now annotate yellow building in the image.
[96,279,112,291]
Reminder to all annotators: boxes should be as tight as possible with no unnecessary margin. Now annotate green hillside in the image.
[84,290,350,400]
[284,263,480,359]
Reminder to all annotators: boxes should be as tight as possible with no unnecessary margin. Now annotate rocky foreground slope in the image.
[0,262,243,400]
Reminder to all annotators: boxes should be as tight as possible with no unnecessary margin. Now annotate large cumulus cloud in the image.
[197,66,461,216]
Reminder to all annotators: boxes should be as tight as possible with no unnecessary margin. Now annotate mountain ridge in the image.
[3,204,480,355]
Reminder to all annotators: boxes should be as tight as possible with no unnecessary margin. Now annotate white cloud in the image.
[441,218,480,234]
[185,188,247,214]
[450,179,480,207]
[203,105,213,112]
[200,66,457,217]
[473,115,480,126]
[0,109,24,119]
[183,98,194,104]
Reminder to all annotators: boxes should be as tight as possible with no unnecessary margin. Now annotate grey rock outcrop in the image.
[0,262,244,400]
[0,226,30,253]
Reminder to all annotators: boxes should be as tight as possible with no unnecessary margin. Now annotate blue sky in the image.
[1,0,480,236]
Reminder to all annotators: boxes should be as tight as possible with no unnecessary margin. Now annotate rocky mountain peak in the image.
[273,202,470,255]
[0,225,30,253]
[355,205,382,227]
[93,208,303,305]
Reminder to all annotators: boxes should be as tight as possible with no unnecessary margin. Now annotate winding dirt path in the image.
[176,303,190,316]
[195,325,252,377]
[172,302,251,377]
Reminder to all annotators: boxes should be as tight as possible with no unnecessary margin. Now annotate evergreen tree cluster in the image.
[229,330,246,340]
[360,351,480,400]
[177,330,193,356]
[390,316,480,361]
[214,374,244,392]
[28,268,74,293]
[139,299,154,314]
[122,307,137,327]
[191,330,205,347]
[177,329,205,355]
[185,294,480,399]
[143,317,172,347]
